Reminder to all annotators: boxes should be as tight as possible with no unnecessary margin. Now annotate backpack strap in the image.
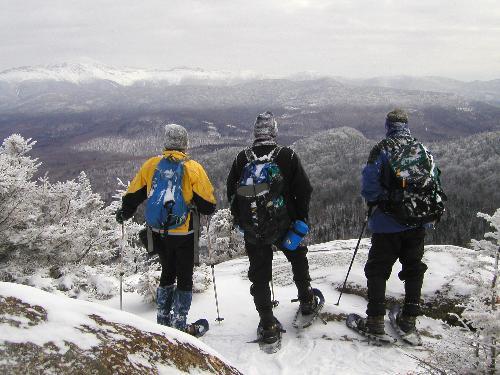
[270,146,282,162]
[244,147,256,163]
[246,145,282,164]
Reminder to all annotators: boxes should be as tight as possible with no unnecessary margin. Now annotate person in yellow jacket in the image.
[116,123,216,336]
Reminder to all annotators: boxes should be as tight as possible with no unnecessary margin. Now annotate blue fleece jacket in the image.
[361,121,417,233]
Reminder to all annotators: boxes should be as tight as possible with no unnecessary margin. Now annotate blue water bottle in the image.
[282,220,309,251]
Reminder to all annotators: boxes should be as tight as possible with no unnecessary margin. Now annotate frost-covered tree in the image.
[0,135,40,262]
[421,208,499,375]
[0,134,142,299]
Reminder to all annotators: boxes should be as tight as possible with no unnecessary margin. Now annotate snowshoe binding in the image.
[184,319,209,338]
[292,288,325,329]
[250,318,285,354]
[389,305,422,346]
[346,314,396,345]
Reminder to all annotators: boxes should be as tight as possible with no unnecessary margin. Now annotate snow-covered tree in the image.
[0,134,143,299]
[421,208,499,375]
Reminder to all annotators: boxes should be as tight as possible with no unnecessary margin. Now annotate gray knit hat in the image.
[254,111,278,141]
[164,123,188,151]
[386,108,409,124]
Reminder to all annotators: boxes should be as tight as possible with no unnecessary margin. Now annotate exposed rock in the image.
[0,282,242,375]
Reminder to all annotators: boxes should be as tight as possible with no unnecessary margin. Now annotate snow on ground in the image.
[100,239,473,375]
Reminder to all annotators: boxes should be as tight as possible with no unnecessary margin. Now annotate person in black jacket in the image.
[227,111,315,343]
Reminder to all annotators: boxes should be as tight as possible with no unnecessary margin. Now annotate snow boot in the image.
[156,285,175,326]
[171,289,193,331]
[298,286,318,316]
[358,315,386,335]
[257,317,283,344]
[397,313,417,333]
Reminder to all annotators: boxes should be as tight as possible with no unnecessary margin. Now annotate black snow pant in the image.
[156,233,195,292]
[245,240,312,327]
[364,228,427,317]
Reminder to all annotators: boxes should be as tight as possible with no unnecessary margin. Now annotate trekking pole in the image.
[211,264,224,323]
[270,274,279,308]
[335,206,373,306]
[120,222,125,310]
[206,216,224,323]
[270,245,279,308]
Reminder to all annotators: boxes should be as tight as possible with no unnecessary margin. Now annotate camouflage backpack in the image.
[235,146,291,244]
[380,137,447,226]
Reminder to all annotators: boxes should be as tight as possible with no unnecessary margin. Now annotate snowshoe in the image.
[249,318,285,354]
[346,313,396,345]
[292,288,325,329]
[184,319,209,338]
[388,305,422,346]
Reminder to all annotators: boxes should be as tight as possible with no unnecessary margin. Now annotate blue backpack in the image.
[145,157,189,230]
[235,147,291,244]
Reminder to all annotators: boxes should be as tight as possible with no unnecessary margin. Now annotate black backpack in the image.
[380,137,447,226]
[235,147,291,244]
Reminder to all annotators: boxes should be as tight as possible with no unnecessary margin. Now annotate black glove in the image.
[367,201,379,208]
[115,208,125,224]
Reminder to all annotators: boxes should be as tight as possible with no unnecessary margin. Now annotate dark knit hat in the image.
[386,109,408,124]
[164,123,188,151]
[254,111,278,140]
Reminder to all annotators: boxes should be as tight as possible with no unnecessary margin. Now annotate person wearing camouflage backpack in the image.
[359,109,446,339]
[226,111,317,346]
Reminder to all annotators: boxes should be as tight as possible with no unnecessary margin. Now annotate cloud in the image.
[0,0,499,79]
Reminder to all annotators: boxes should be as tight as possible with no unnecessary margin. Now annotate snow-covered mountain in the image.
[0,62,263,86]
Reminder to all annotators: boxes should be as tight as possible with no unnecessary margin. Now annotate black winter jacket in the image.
[226,144,313,223]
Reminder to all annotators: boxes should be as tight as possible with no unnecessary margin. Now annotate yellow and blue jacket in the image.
[122,150,216,234]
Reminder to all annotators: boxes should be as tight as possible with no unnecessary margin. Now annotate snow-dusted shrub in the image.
[136,262,162,303]
[192,264,212,293]
[421,208,499,375]
[202,208,245,265]
[0,134,143,299]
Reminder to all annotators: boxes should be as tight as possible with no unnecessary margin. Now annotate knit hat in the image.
[164,123,188,151]
[386,109,408,124]
[254,111,278,141]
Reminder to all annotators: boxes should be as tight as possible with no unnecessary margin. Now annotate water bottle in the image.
[282,220,309,251]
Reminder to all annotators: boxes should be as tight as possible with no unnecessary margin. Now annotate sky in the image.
[1,0,499,80]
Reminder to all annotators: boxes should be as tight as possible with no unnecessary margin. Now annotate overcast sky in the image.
[1,0,499,80]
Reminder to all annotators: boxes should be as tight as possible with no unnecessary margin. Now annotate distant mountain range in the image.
[0,62,263,86]
[0,62,499,115]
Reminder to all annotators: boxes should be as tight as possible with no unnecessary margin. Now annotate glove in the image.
[115,208,125,224]
[233,225,244,234]
[367,201,379,208]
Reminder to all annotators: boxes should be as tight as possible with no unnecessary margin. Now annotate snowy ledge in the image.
[0,282,242,375]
